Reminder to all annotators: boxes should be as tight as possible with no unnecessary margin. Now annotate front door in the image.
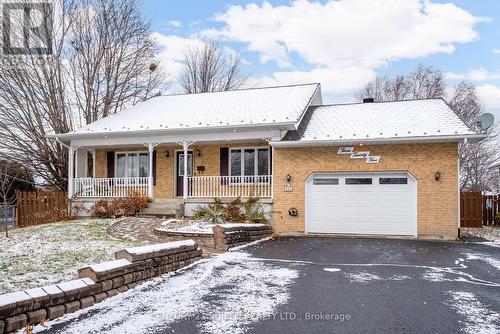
[176,151,193,197]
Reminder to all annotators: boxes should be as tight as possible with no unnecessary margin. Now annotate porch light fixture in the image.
[286,174,291,182]
[165,151,169,158]
[435,171,441,181]
[196,149,201,157]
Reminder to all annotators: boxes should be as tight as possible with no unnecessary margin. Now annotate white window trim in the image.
[115,151,149,178]
[229,147,271,179]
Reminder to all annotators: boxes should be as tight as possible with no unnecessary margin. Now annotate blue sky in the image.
[140,0,500,120]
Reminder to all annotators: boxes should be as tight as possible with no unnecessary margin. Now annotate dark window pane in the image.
[257,149,269,175]
[313,178,339,185]
[139,153,149,177]
[230,150,241,176]
[244,149,255,176]
[345,178,372,185]
[379,177,408,185]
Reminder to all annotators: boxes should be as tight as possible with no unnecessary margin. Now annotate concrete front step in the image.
[140,198,182,218]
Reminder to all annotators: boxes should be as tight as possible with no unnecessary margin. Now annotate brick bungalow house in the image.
[49,83,485,239]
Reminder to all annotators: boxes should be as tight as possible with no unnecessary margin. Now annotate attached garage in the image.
[305,172,417,236]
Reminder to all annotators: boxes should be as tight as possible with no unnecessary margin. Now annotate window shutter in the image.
[107,151,115,178]
[153,150,157,186]
[269,148,273,176]
[220,147,229,185]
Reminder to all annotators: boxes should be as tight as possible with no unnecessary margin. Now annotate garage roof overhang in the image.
[270,133,487,148]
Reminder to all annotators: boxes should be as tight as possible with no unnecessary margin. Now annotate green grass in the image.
[0,219,143,294]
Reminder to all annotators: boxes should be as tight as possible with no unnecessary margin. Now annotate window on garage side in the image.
[345,178,372,185]
[313,178,339,185]
[379,178,408,185]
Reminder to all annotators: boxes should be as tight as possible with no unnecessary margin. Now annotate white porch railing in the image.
[187,175,273,198]
[72,177,149,198]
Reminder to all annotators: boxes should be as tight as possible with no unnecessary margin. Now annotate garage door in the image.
[305,172,416,236]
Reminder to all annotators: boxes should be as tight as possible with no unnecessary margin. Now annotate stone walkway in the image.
[106,217,221,255]
[107,217,166,243]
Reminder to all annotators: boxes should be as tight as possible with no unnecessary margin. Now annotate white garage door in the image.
[305,172,416,236]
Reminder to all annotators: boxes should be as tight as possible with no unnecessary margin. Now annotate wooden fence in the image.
[460,192,500,227]
[16,191,69,227]
[483,194,500,226]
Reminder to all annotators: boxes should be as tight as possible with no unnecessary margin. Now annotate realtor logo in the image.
[2,1,53,55]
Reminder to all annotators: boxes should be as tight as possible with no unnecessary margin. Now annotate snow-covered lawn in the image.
[0,219,143,294]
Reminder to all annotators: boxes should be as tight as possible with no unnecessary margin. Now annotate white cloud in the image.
[151,33,245,83]
[202,0,484,94]
[258,66,376,94]
[493,48,500,54]
[168,20,182,28]
[205,0,483,69]
[151,33,205,79]
[477,84,500,109]
[446,68,500,81]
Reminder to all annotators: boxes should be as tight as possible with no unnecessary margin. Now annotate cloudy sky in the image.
[141,0,500,120]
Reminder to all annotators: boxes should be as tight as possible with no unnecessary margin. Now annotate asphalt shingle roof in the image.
[282,98,476,143]
[68,83,320,137]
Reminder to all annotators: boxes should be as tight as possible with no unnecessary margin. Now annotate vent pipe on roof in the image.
[363,97,374,103]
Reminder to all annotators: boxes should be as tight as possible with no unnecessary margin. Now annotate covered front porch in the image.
[68,139,274,201]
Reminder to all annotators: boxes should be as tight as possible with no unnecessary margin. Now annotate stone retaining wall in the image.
[212,224,272,250]
[0,240,202,333]
[153,229,216,249]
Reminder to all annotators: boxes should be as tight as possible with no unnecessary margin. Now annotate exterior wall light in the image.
[435,171,441,181]
[286,174,291,182]
[165,151,169,158]
[196,149,201,157]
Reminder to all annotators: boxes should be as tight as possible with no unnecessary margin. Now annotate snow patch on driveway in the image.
[446,291,500,334]
[422,270,447,282]
[39,251,298,334]
[464,253,500,270]
[344,272,382,283]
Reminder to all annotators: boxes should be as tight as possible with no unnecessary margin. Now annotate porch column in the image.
[182,141,189,200]
[90,149,96,178]
[67,145,75,199]
[147,143,155,198]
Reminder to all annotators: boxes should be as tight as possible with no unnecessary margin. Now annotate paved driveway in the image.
[40,237,500,334]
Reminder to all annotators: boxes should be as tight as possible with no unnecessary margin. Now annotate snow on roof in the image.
[279,99,480,145]
[64,83,320,138]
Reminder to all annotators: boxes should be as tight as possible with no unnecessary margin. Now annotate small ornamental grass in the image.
[192,196,269,224]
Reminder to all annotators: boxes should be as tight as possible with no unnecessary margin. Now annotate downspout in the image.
[457,138,467,239]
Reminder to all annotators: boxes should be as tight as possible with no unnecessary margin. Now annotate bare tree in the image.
[449,82,499,191]
[355,64,445,101]
[0,0,167,190]
[355,65,498,191]
[180,40,249,93]
[70,0,167,124]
